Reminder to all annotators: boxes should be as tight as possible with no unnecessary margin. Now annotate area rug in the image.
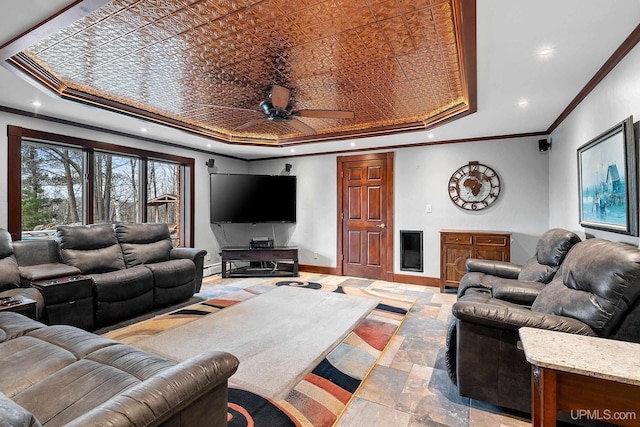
[134,285,378,400]
[104,280,416,426]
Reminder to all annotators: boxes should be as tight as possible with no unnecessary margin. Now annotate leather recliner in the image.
[114,222,204,308]
[0,229,44,319]
[457,228,581,305]
[446,238,640,414]
[57,223,155,327]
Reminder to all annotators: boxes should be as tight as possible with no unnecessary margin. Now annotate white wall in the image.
[1,112,552,281]
[549,43,640,246]
[0,111,249,264]
[250,135,550,279]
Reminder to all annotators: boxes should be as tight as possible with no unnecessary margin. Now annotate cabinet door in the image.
[473,247,509,262]
[443,246,472,287]
[473,234,509,262]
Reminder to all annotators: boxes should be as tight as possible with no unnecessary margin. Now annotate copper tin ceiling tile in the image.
[11,0,475,146]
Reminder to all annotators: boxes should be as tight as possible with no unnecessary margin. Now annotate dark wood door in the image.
[338,153,393,280]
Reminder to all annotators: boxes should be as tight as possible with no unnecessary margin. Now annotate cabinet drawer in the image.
[442,233,473,245]
[474,235,508,246]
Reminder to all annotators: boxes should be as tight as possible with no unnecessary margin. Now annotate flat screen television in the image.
[210,173,297,223]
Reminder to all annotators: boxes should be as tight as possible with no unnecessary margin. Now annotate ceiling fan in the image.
[201,85,354,135]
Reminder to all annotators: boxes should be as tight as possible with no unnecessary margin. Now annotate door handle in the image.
[376,223,386,229]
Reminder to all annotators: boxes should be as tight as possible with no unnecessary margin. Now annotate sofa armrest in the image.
[491,279,546,305]
[453,297,596,336]
[170,247,207,262]
[0,312,46,342]
[464,258,521,279]
[171,248,207,293]
[65,350,239,427]
[0,392,42,427]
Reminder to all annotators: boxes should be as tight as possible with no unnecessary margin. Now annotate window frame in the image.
[7,125,195,246]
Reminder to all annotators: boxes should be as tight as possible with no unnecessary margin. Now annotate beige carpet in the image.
[135,285,378,400]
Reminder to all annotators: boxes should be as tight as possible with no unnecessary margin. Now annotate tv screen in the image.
[210,174,297,223]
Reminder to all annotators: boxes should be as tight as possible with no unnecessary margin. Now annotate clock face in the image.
[448,162,501,210]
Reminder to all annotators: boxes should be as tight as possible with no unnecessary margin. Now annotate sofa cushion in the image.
[57,224,125,274]
[0,336,77,398]
[91,266,153,303]
[0,229,13,258]
[8,325,175,426]
[535,228,582,267]
[0,392,41,427]
[115,223,173,267]
[12,240,59,266]
[146,259,195,289]
[531,239,640,336]
[0,312,45,343]
[91,266,154,326]
[19,263,81,282]
[517,258,556,283]
[0,255,20,292]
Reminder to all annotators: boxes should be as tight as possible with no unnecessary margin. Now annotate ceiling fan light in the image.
[260,100,273,114]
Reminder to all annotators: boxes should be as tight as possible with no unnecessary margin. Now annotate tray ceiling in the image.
[8,0,474,146]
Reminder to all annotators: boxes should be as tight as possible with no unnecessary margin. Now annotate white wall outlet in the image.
[426,204,432,213]
[313,252,319,259]
[205,254,212,262]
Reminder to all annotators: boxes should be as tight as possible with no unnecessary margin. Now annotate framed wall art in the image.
[577,116,637,236]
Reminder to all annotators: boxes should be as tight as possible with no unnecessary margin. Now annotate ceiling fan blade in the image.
[196,103,261,113]
[234,118,265,131]
[270,85,290,109]
[295,109,355,119]
[287,118,316,135]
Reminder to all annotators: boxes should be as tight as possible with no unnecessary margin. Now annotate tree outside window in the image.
[21,142,83,237]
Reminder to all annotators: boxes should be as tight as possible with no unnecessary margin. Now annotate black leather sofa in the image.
[446,238,640,414]
[4,223,206,329]
[457,228,581,304]
[0,230,45,319]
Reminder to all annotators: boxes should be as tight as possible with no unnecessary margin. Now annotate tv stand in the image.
[221,246,299,278]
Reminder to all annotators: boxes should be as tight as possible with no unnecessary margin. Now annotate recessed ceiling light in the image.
[537,45,554,60]
[428,133,435,139]
[140,127,147,133]
[350,142,356,147]
[290,149,295,153]
[207,143,212,148]
[517,99,529,108]
[32,101,41,107]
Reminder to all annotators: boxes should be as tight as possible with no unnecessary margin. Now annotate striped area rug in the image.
[104,279,415,427]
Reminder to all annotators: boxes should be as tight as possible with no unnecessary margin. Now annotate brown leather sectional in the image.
[0,311,238,426]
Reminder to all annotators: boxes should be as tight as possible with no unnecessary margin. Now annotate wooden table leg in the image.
[532,365,557,426]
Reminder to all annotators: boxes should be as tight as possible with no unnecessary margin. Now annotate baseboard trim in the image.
[298,265,440,287]
[392,274,440,287]
[299,264,339,275]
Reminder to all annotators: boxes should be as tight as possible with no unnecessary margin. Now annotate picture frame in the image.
[577,116,637,236]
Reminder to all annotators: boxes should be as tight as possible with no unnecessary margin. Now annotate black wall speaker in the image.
[206,158,215,173]
[538,139,550,152]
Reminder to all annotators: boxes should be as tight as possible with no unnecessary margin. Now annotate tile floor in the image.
[324,275,531,427]
[202,272,531,427]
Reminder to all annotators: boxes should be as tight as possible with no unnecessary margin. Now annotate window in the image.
[8,126,195,246]
[94,152,140,223]
[21,142,84,239]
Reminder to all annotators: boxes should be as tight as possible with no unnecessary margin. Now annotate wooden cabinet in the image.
[440,230,511,292]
